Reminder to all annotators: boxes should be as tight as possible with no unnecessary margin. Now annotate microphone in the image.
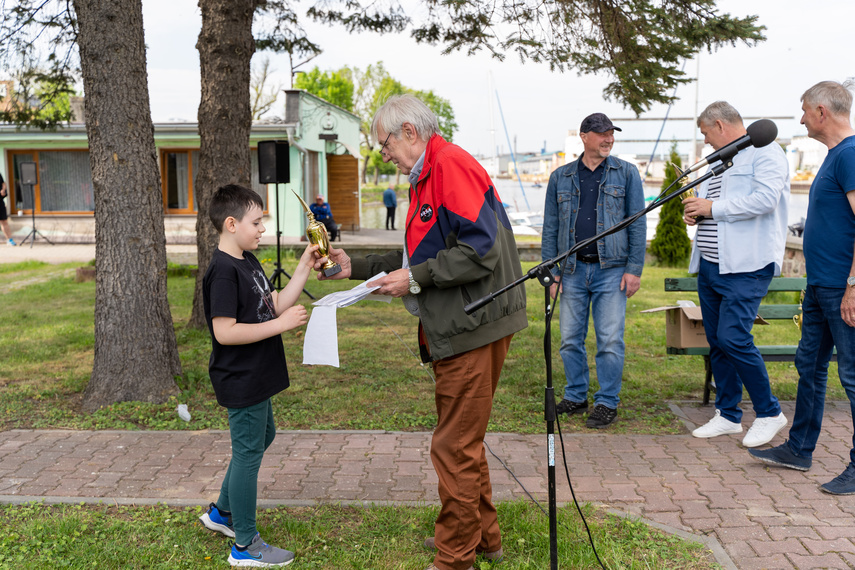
[683,118,778,176]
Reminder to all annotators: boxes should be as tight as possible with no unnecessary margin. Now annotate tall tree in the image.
[72,0,181,410]
[649,141,692,266]
[186,0,321,329]
[293,67,354,111]
[187,0,258,330]
[309,0,765,115]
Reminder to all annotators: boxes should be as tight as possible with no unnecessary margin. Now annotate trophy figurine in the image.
[681,187,701,220]
[293,191,342,277]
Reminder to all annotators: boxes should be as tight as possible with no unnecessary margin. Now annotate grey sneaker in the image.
[821,463,855,495]
[228,533,295,567]
[555,399,588,416]
[748,441,811,471]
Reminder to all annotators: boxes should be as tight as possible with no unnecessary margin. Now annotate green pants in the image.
[217,398,276,546]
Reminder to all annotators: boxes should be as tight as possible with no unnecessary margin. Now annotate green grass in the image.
[0,253,751,569]
[0,501,718,569]
[0,253,835,433]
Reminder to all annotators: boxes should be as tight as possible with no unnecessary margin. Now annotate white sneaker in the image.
[742,412,788,448]
[692,409,742,438]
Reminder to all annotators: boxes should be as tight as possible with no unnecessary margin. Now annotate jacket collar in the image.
[564,153,619,176]
[417,134,447,184]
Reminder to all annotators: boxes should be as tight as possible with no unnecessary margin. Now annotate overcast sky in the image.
[142,0,852,158]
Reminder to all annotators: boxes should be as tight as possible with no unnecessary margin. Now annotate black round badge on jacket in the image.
[419,204,433,223]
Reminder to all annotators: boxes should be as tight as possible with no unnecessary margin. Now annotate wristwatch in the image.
[848,276,855,287]
[408,270,421,295]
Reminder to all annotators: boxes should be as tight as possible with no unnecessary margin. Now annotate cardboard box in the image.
[641,305,768,349]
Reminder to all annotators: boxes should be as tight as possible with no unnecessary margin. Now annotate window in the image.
[9,150,95,213]
[160,149,268,214]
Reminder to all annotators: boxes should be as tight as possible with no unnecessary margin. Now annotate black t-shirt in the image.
[203,248,289,408]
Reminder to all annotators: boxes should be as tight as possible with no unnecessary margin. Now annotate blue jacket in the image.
[541,154,647,277]
[383,187,397,208]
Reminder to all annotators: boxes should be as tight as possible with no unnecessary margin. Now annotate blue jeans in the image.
[787,285,855,464]
[698,258,781,423]
[558,262,627,409]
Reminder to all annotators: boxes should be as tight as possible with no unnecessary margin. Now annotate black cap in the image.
[580,113,621,133]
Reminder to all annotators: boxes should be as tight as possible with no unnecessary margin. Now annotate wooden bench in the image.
[665,276,814,405]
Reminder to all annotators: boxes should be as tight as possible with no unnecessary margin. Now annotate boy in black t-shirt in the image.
[199,184,316,567]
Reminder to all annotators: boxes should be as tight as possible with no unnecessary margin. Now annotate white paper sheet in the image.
[302,305,339,367]
[302,272,392,367]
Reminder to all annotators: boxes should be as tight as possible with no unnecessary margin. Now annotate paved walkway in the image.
[3,401,855,569]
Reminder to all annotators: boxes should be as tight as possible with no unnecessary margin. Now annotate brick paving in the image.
[3,401,855,568]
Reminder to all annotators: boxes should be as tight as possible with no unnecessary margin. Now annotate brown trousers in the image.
[431,334,513,570]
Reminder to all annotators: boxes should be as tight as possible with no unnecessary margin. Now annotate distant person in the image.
[749,80,855,494]
[313,94,526,570]
[199,183,317,567]
[383,184,397,230]
[0,172,15,246]
[541,112,646,429]
[684,101,790,448]
[310,194,338,241]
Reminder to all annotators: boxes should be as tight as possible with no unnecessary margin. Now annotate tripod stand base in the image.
[19,228,54,248]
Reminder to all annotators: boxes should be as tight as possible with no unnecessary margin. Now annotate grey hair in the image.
[698,101,744,128]
[371,94,440,142]
[801,80,854,117]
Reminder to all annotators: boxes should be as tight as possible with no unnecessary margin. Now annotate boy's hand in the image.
[298,244,320,268]
[315,246,351,280]
[277,304,309,332]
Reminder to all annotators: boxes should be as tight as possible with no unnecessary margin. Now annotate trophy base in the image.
[323,264,342,278]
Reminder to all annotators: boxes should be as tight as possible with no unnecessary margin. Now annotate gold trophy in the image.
[681,188,700,220]
[293,191,342,277]
[794,289,805,331]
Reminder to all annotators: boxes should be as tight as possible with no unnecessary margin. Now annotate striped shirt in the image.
[696,175,722,263]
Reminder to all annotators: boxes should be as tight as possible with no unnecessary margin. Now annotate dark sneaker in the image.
[228,533,295,566]
[821,463,855,495]
[200,502,234,538]
[748,441,811,471]
[585,404,617,429]
[423,536,503,563]
[556,399,588,416]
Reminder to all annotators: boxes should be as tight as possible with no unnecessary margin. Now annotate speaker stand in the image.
[269,183,315,300]
[18,184,54,249]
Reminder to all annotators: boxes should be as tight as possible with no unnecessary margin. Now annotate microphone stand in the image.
[465,159,731,569]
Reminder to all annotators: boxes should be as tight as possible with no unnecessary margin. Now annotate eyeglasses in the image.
[378,131,392,154]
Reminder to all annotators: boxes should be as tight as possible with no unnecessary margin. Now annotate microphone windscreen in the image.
[746,119,778,148]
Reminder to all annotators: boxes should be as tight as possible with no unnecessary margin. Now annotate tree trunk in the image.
[73,0,181,411]
[188,0,257,329]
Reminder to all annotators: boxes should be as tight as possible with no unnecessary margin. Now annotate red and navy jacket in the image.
[353,134,527,361]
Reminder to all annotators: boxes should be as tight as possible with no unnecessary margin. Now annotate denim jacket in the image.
[542,154,647,277]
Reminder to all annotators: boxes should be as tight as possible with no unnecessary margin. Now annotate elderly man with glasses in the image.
[314,94,527,570]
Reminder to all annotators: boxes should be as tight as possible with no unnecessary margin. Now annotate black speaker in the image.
[258,140,290,184]
[20,161,37,185]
